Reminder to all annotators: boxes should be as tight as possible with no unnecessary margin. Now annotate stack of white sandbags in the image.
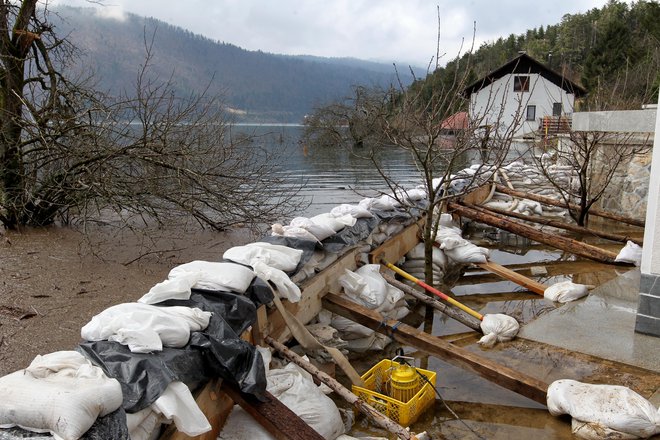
[401,242,449,286]
[319,264,408,352]
[219,349,345,440]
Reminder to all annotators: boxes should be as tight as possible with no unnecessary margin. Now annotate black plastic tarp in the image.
[79,289,268,413]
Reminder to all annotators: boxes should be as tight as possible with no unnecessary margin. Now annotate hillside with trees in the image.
[414,0,660,110]
[52,6,410,122]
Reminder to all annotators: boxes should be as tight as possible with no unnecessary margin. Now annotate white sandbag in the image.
[252,260,301,303]
[483,200,516,211]
[330,315,374,340]
[477,313,519,348]
[359,195,399,211]
[0,351,122,440]
[331,204,373,219]
[311,212,356,231]
[218,405,274,439]
[405,243,448,271]
[444,243,490,264]
[224,242,303,272]
[139,261,256,304]
[345,332,391,353]
[290,216,337,241]
[126,407,163,440]
[547,379,660,439]
[271,223,320,242]
[152,381,211,437]
[615,241,643,266]
[267,361,345,439]
[544,281,589,303]
[81,303,211,353]
[339,264,388,310]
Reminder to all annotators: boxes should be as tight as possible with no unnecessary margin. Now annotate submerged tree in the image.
[0,1,303,231]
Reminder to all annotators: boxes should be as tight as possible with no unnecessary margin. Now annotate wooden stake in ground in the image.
[265,336,420,440]
[448,202,623,264]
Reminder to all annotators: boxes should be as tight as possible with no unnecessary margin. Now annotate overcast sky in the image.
[56,0,626,69]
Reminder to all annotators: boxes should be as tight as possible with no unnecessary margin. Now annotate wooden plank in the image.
[272,220,427,341]
[462,184,494,206]
[322,293,549,405]
[494,184,645,227]
[448,202,623,264]
[475,261,547,295]
[369,218,424,265]
[222,384,325,440]
[160,379,234,440]
[270,247,362,341]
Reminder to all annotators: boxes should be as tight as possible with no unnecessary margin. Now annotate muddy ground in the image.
[0,225,256,376]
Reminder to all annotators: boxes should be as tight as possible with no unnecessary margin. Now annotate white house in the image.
[463,53,587,139]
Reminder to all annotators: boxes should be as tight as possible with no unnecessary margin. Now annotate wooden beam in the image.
[475,261,547,295]
[494,184,645,227]
[222,384,325,440]
[369,218,424,265]
[322,293,549,405]
[480,205,643,245]
[448,202,623,264]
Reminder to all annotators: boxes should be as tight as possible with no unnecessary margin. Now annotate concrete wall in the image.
[469,73,575,138]
[573,108,657,133]
[637,92,660,337]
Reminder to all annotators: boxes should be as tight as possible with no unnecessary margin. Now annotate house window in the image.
[526,105,536,121]
[552,102,562,117]
[514,75,530,92]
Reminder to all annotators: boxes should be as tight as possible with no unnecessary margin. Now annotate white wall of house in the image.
[469,73,576,138]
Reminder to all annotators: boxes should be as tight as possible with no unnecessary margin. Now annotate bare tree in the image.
[532,130,651,226]
[0,1,303,231]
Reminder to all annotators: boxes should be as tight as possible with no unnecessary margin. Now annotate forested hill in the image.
[416,0,660,109]
[53,6,410,123]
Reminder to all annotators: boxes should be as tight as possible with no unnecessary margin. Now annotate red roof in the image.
[441,111,468,131]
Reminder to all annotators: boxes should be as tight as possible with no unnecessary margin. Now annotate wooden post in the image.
[381,273,483,333]
[265,336,419,440]
[322,293,549,405]
[447,202,624,264]
[494,184,645,227]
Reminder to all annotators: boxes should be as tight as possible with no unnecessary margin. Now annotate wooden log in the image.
[475,261,547,295]
[381,273,483,333]
[447,202,623,264]
[265,336,419,440]
[222,383,325,440]
[322,293,549,405]
[494,184,645,227]
[481,205,643,245]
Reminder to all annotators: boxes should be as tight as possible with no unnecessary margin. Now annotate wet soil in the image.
[0,225,255,376]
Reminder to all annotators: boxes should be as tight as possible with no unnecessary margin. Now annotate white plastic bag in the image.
[311,212,356,230]
[547,379,660,439]
[0,351,122,440]
[544,281,589,303]
[290,216,337,241]
[478,313,519,347]
[81,303,211,353]
[271,223,320,242]
[339,264,389,310]
[331,204,373,219]
[615,241,643,266]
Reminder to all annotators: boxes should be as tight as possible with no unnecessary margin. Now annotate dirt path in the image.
[0,225,256,376]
